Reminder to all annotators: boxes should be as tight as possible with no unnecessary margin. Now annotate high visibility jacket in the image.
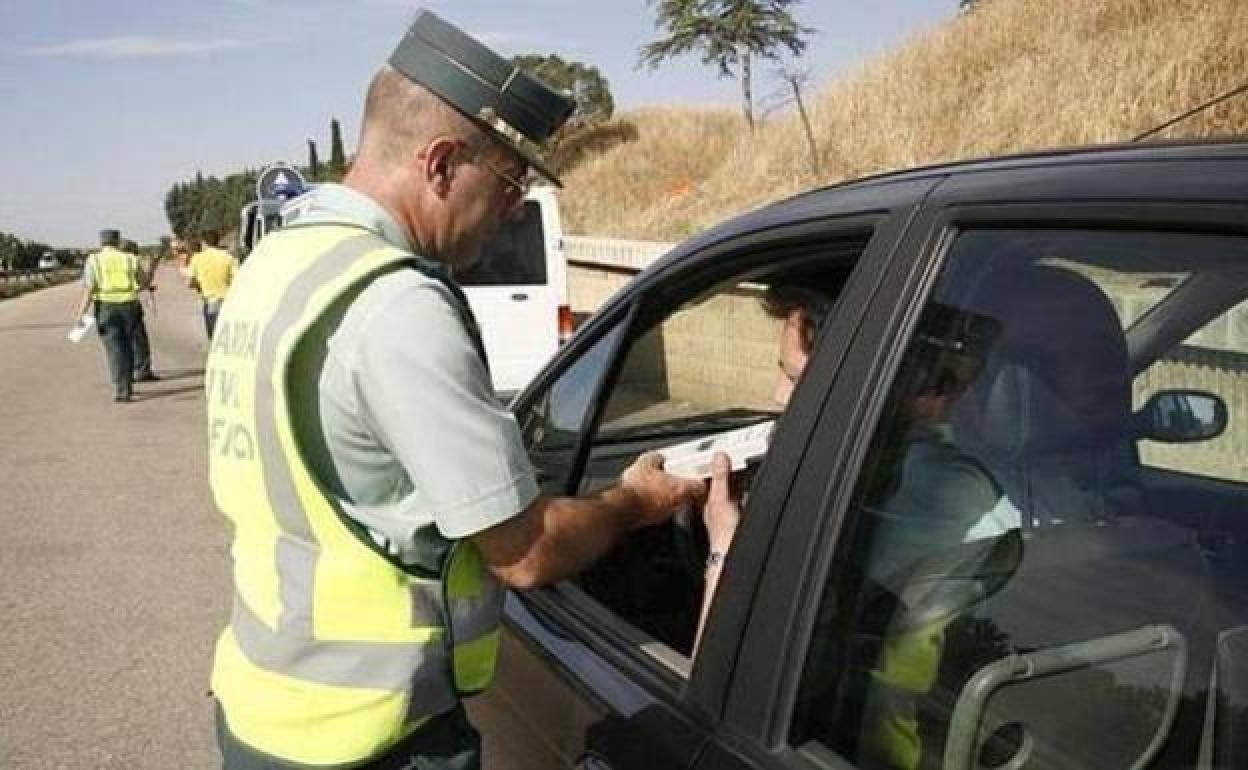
[92,247,140,303]
[207,223,502,766]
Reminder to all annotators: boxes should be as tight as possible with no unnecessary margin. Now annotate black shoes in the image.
[134,372,160,383]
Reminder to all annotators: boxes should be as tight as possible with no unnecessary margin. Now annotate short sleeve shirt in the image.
[283,184,539,563]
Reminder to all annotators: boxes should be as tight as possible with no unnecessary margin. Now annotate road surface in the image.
[0,267,543,769]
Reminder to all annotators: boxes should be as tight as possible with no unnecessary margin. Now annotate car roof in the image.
[793,137,1248,198]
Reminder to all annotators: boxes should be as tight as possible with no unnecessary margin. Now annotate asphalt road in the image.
[0,267,224,768]
[0,268,544,770]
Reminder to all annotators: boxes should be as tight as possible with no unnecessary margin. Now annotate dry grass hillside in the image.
[562,0,1248,240]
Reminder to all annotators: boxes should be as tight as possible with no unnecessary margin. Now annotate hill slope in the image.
[562,0,1247,240]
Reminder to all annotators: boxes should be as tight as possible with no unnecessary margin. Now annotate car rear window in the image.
[457,200,547,286]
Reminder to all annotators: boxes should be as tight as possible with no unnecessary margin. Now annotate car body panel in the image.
[481,141,1248,770]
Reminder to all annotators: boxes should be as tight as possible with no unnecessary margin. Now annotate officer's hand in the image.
[620,451,706,530]
[703,452,742,554]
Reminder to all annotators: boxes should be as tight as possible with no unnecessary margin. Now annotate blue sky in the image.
[0,1,954,247]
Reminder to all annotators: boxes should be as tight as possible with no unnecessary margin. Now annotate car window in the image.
[521,238,864,671]
[457,200,546,286]
[519,318,629,494]
[789,228,1248,770]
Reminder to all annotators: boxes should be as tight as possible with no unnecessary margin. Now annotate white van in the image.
[457,185,572,398]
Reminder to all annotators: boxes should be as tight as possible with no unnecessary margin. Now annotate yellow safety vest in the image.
[92,247,139,303]
[208,223,502,766]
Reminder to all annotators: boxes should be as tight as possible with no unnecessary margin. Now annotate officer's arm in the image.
[473,453,704,590]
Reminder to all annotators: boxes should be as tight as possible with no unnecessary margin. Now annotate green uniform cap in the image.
[388,9,576,185]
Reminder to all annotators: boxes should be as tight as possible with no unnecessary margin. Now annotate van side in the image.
[457,185,571,399]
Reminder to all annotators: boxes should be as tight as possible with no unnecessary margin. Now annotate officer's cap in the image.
[99,229,121,247]
[388,9,576,186]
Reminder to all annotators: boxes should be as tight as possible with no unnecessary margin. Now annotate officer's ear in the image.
[420,137,461,196]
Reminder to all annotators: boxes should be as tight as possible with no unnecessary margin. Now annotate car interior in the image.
[792,229,1248,770]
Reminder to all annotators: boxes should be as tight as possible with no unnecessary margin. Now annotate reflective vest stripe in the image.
[251,234,373,636]
[230,595,450,693]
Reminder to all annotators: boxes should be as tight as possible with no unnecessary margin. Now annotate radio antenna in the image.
[1131,80,1248,143]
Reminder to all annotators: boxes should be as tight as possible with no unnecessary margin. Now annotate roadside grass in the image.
[563,0,1247,240]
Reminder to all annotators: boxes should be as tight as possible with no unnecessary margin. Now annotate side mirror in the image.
[1134,389,1227,444]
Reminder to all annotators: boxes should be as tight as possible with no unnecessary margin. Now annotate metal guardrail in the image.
[0,266,78,295]
[564,235,674,273]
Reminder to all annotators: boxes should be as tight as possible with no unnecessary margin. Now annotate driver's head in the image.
[762,286,833,407]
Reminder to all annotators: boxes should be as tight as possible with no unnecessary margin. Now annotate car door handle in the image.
[575,753,612,770]
[511,292,529,301]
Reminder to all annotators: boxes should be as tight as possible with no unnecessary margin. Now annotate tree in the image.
[512,54,616,173]
[329,118,346,177]
[513,54,615,131]
[639,0,812,132]
[307,138,322,181]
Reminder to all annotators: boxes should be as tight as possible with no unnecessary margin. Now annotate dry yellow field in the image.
[562,0,1248,240]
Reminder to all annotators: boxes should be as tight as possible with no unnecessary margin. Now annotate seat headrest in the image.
[951,265,1130,457]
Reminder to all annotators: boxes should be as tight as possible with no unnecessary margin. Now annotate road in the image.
[0,268,538,769]
[0,268,225,768]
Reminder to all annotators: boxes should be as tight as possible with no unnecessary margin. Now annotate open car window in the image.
[567,251,860,670]
[515,237,867,675]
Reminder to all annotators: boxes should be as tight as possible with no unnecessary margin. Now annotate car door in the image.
[472,177,939,770]
[703,151,1248,770]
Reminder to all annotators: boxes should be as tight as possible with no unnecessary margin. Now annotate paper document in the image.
[659,420,776,479]
[67,315,95,344]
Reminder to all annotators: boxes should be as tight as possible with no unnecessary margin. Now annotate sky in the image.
[0,0,955,247]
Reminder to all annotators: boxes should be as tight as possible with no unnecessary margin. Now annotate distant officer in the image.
[186,229,238,339]
[72,228,147,402]
[123,238,159,382]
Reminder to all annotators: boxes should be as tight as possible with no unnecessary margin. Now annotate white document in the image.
[67,315,95,344]
[659,420,776,480]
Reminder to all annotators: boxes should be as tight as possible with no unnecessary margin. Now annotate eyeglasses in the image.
[458,141,534,201]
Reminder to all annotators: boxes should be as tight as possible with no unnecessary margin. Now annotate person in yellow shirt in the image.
[186,229,238,339]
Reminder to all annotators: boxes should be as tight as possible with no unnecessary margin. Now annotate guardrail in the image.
[0,266,79,298]
[564,235,674,274]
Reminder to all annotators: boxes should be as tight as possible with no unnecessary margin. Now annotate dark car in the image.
[472,141,1248,770]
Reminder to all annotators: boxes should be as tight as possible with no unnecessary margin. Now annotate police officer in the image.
[122,238,159,382]
[207,11,705,770]
[73,228,146,402]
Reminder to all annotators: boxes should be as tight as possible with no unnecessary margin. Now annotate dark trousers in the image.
[204,298,223,340]
[132,303,153,377]
[215,703,481,770]
[96,300,139,399]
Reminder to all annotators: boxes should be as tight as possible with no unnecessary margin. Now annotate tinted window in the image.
[457,200,546,286]
[518,319,628,494]
[791,229,1248,770]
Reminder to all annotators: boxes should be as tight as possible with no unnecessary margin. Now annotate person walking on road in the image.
[186,230,238,339]
[123,238,159,382]
[73,228,147,402]
[206,11,706,770]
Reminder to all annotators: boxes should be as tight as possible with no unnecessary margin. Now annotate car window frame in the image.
[508,200,929,728]
[721,190,1248,769]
